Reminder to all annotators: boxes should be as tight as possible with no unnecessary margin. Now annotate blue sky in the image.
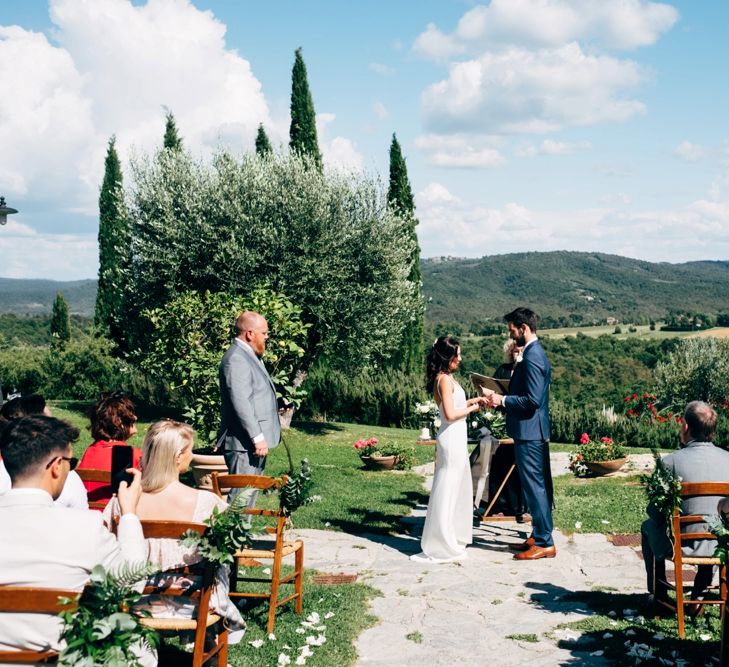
[1,0,728,278]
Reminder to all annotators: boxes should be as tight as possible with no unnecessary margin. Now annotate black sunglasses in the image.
[46,456,78,471]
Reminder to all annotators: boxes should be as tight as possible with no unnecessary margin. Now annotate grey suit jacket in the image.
[649,441,729,557]
[218,340,280,452]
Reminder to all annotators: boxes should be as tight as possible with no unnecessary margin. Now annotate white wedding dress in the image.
[412,380,473,563]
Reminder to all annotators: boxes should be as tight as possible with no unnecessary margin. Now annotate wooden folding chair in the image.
[75,468,111,510]
[0,586,79,664]
[653,481,729,638]
[137,520,228,667]
[211,473,304,634]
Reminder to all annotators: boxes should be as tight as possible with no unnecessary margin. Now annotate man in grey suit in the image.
[641,400,729,604]
[218,311,280,502]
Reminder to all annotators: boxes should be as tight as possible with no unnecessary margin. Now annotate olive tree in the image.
[125,150,419,385]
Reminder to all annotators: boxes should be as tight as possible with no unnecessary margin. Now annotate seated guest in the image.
[78,391,141,505]
[641,400,729,605]
[0,395,87,509]
[104,419,245,643]
[0,416,153,664]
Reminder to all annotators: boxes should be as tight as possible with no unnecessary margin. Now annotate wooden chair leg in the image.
[267,550,283,635]
[294,543,304,614]
[217,625,229,667]
[675,560,685,639]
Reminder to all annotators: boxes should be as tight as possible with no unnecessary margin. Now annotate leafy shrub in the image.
[41,336,125,400]
[0,346,48,396]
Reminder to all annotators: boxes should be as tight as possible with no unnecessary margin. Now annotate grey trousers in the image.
[223,447,267,508]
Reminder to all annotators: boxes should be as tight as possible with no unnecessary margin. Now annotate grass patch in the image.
[506,633,539,643]
[549,589,720,666]
[491,599,503,605]
[553,473,645,535]
[405,631,423,644]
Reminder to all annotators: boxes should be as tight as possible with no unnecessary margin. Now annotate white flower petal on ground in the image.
[249,639,264,648]
[623,608,636,616]
[625,629,636,636]
[700,633,712,641]
[603,632,613,639]
[590,650,604,656]
[295,657,306,666]
[263,568,272,575]
[295,627,306,634]
[653,633,665,640]
[299,646,314,657]
[268,633,276,640]
[324,612,335,619]
[314,625,326,631]
[607,610,617,618]
[601,520,610,524]
[306,612,321,624]
[278,654,291,666]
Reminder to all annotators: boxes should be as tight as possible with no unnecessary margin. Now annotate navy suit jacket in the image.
[503,339,551,441]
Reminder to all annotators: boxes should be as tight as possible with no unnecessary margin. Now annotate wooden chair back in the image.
[75,468,112,510]
[655,481,729,640]
[209,472,303,634]
[137,520,227,667]
[0,586,79,664]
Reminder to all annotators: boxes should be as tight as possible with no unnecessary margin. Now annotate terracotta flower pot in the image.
[360,454,398,471]
[585,457,627,476]
[190,448,228,490]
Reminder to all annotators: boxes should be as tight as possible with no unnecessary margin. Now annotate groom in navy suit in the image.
[486,307,555,560]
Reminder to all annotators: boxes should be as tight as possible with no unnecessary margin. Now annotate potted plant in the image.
[190,445,228,491]
[415,400,440,440]
[568,433,628,477]
[354,438,414,471]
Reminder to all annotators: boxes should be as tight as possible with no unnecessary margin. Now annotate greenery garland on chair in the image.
[180,493,253,567]
[706,498,729,566]
[641,451,683,540]
[58,562,159,667]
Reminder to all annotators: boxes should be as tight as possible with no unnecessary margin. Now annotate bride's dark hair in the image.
[426,336,460,393]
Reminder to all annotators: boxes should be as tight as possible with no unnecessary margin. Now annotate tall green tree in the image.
[50,292,70,345]
[387,133,423,374]
[289,48,322,170]
[163,109,183,151]
[255,124,273,156]
[95,136,129,347]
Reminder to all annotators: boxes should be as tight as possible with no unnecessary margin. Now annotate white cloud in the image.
[369,62,394,76]
[316,113,364,171]
[372,101,388,120]
[1,0,272,230]
[516,138,591,157]
[673,140,705,162]
[415,182,729,262]
[415,133,505,168]
[0,218,97,280]
[413,0,678,60]
[422,43,647,135]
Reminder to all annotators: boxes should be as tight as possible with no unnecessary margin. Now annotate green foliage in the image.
[139,288,309,442]
[568,434,626,476]
[95,136,129,348]
[41,335,124,400]
[470,410,507,440]
[653,337,729,410]
[289,48,321,170]
[0,345,48,395]
[279,458,315,516]
[300,364,426,427]
[58,562,159,667]
[162,109,183,151]
[386,133,423,376]
[50,292,70,345]
[180,493,252,567]
[126,149,418,376]
[255,123,273,156]
[0,277,97,316]
[641,452,682,528]
[421,252,729,329]
[0,314,91,347]
[707,512,729,567]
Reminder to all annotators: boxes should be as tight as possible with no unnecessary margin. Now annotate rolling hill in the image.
[2,251,729,328]
[421,251,729,328]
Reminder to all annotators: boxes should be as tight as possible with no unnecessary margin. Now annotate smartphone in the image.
[110,445,135,494]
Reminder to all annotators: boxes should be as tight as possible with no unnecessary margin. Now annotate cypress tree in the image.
[387,133,423,374]
[255,123,273,156]
[163,109,183,151]
[289,48,322,170]
[50,292,70,345]
[95,136,129,347]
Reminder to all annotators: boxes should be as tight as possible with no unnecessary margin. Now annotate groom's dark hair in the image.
[504,307,538,333]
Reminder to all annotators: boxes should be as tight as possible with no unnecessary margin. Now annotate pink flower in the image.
[579,433,590,445]
[600,437,613,444]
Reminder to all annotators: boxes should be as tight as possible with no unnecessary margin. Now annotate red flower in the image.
[600,437,613,444]
[623,396,630,402]
[632,393,638,399]
[579,433,590,445]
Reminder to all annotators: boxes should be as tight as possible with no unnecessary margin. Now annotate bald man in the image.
[218,311,280,501]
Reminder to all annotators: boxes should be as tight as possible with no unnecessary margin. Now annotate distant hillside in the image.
[0,278,97,316]
[421,251,729,328]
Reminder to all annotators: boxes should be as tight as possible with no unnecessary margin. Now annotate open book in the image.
[470,372,510,396]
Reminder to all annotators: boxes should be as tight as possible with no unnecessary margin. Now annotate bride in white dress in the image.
[412,336,484,563]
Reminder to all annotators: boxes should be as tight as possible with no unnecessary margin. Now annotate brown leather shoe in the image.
[510,537,536,552]
[513,544,556,560]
